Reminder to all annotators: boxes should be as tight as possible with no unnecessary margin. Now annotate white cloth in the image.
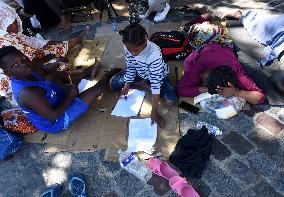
[0,1,23,33]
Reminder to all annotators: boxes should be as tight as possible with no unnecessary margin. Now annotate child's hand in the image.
[117,87,129,100]
[117,83,130,100]
[151,110,166,129]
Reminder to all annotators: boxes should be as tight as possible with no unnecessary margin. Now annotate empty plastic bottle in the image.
[118,150,152,182]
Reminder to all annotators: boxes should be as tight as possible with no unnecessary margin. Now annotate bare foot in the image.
[221,10,242,21]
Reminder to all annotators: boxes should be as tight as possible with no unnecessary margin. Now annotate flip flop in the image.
[169,176,200,197]
[68,173,87,197]
[147,158,179,180]
[41,184,63,197]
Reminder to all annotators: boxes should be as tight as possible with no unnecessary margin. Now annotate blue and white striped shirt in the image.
[124,40,169,94]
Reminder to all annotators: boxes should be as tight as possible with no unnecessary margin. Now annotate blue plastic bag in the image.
[0,127,23,160]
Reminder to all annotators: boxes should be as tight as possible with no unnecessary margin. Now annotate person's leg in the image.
[77,78,106,105]
[221,10,242,20]
[109,70,127,91]
[44,0,70,29]
[78,69,121,105]
[160,77,177,105]
[44,0,65,17]
[44,62,100,85]
[151,0,170,22]
[148,0,167,13]
[109,70,150,92]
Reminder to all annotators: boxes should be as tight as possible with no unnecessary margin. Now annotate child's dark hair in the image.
[0,46,19,69]
[207,65,237,94]
[119,23,148,45]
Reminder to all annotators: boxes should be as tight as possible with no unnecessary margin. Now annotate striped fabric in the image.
[124,40,169,94]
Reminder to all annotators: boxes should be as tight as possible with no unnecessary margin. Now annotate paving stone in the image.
[272,171,284,194]
[251,181,283,197]
[273,151,284,168]
[247,151,278,179]
[225,159,259,187]
[147,174,171,196]
[113,170,145,197]
[165,190,180,197]
[255,114,284,135]
[188,179,211,197]
[248,129,281,156]
[102,160,121,175]
[136,190,159,197]
[203,162,240,196]
[238,189,256,197]
[21,164,46,192]
[103,191,119,197]
[211,137,231,161]
[222,131,254,155]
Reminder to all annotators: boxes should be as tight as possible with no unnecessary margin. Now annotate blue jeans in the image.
[110,71,177,102]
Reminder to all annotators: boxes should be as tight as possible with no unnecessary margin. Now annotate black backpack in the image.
[169,126,212,179]
[150,31,192,61]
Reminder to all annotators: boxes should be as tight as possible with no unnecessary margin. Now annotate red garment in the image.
[176,42,265,104]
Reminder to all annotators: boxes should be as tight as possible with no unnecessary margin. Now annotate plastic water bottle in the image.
[118,150,152,182]
[196,121,222,136]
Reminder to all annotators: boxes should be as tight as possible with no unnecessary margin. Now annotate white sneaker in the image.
[154,3,170,22]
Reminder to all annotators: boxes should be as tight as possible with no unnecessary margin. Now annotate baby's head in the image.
[119,23,148,56]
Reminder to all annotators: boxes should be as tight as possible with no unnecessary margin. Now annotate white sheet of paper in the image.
[127,118,157,153]
[111,89,145,117]
[78,79,97,93]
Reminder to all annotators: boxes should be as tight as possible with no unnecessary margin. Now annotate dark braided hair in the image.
[119,23,148,45]
[0,46,20,69]
[207,65,237,95]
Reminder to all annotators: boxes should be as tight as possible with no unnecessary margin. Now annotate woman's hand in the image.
[216,82,238,97]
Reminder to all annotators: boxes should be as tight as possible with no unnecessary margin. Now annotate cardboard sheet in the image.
[66,38,109,68]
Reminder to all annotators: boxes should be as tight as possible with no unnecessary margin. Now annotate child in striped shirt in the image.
[109,23,176,128]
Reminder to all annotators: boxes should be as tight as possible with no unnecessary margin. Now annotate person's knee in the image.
[163,99,176,106]
[108,71,125,91]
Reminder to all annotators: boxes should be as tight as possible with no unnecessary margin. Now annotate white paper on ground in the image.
[194,92,219,105]
[78,79,97,93]
[111,89,145,117]
[127,118,157,153]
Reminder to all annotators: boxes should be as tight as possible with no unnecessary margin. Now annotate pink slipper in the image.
[169,176,200,197]
[147,158,179,180]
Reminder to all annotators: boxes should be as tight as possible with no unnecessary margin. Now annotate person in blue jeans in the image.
[0,46,116,133]
[109,23,177,128]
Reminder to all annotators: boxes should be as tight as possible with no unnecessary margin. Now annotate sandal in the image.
[41,184,63,197]
[169,176,200,197]
[68,173,87,197]
[147,158,179,180]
